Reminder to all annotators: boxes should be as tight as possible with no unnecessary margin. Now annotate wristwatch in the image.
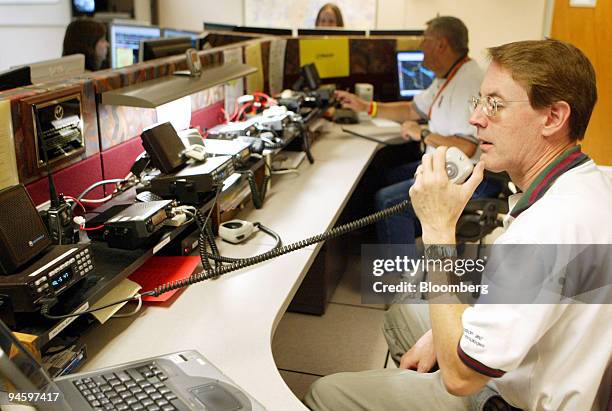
[420,128,431,141]
[424,244,457,260]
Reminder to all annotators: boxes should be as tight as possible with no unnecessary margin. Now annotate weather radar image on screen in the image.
[397,51,435,98]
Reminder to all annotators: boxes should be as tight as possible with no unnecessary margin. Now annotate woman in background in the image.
[62,19,109,71]
[315,3,344,27]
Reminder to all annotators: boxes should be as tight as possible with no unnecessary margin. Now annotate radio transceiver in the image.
[149,156,234,205]
[0,243,94,313]
[103,200,172,249]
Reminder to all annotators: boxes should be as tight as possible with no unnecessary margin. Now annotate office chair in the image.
[456,171,512,244]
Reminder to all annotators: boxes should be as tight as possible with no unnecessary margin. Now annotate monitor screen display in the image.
[203,22,236,32]
[0,66,31,92]
[110,24,161,68]
[140,37,193,62]
[297,28,366,37]
[396,51,435,98]
[163,29,201,48]
[73,0,95,14]
[163,29,200,39]
[236,26,292,36]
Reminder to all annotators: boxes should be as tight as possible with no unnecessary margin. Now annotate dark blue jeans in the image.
[375,160,502,244]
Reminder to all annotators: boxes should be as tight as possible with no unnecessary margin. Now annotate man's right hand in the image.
[335,90,369,112]
[401,120,422,141]
[399,329,437,372]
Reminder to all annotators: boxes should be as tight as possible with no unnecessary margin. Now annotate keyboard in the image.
[73,361,186,411]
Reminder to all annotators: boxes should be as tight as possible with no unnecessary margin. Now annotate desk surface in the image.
[80,121,402,410]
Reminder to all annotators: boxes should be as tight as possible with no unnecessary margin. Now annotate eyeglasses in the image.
[469,95,530,117]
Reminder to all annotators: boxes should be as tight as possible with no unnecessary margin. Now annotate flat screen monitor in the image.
[396,51,435,98]
[235,26,292,36]
[203,22,237,32]
[109,24,161,68]
[140,37,193,62]
[72,0,95,15]
[163,28,200,39]
[0,66,32,92]
[163,28,201,48]
[369,29,424,36]
[297,28,366,37]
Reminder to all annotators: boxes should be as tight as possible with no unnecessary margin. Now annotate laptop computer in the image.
[0,319,265,410]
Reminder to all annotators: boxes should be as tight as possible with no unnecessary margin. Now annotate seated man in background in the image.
[306,39,611,411]
[337,16,500,245]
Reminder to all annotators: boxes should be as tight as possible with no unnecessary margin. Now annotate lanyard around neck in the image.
[427,56,470,118]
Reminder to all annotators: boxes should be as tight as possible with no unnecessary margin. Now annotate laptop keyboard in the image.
[73,362,184,411]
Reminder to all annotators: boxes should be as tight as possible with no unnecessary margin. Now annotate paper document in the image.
[299,38,349,78]
[223,48,245,116]
[91,279,142,324]
[0,100,19,190]
[371,118,400,128]
[245,43,264,93]
[129,256,201,303]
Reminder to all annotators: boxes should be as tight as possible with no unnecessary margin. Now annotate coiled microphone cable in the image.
[41,199,410,319]
[145,199,410,297]
[237,169,269,209]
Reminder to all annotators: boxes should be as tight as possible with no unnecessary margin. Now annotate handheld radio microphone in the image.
[445,147,474,184]
[33,107,75,244]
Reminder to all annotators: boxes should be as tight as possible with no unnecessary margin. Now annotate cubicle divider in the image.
[282,36,421,101]
[0,37,268,204]
[1,32,421,205]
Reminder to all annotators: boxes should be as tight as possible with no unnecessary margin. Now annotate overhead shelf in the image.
[101,62,257,108]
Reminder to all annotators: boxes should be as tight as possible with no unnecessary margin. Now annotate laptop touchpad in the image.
[191,382,243,410]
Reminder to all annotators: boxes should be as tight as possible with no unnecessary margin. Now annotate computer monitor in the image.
[203,22,237,32]
[163,28,202,48]
[140,37,193,62]
[72,0,95,15]
[0,318,71,409]
[12,54,85,85]
[0,66,31,92]
[396,51,435,98]
[163,28,200,39]
[369,29,424,36]
[235,26,292,36]
[109,24,161,68]
[297,28,367,37]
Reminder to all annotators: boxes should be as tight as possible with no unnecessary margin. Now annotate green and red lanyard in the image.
[427,55,470,118]
[510,145,590,218]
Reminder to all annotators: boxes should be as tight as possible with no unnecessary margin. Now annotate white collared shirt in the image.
[460,161,612,410]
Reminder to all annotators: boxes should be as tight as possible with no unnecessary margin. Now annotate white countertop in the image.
[80,120,402,410]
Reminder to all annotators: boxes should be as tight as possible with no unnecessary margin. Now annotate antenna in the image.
[33,106,59,207]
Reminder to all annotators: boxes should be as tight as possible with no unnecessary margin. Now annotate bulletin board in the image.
[245,0,376,29]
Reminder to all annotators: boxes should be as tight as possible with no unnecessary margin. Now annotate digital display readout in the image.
[50,269,73,290]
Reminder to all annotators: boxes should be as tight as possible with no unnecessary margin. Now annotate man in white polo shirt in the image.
[306,39,611,410]
[337,16,500,244]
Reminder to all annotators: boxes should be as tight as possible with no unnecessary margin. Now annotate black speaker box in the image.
[0,185,52,275]
[141,122,187,174]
